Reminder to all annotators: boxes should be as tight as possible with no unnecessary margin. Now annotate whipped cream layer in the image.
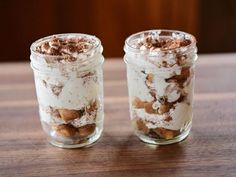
[34,67,103,125]
[127,65,194,130]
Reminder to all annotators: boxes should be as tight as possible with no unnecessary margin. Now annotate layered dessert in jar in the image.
[30,34,104,148]
[124,30,197,144]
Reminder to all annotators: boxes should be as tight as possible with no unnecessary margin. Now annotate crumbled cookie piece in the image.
[152,127,180,140]
[58,109,83,122]
[144,102,157,114]
[133,96,172,115]
[78,124,96,137]
[47,106,60,118]
[85,100,98,113]
[158,104,170,114]
[144,73,157,100]
[146,73,154,83]
[53,124,77,137]
[132,97,147,109]
[136,119,150,134]
[166,67,190,88]
[169,67,190,82]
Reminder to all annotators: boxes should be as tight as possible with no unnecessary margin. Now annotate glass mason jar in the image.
[124,30,197,145]
[30,33,104,148]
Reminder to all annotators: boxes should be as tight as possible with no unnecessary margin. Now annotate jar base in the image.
[136,122,191,145]
[47,127,103,149]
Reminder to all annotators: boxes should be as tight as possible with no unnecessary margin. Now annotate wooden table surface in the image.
[1,54,236,177]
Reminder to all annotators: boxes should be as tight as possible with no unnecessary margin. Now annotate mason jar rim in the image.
[124,29,197,55]
[30,33,102,60]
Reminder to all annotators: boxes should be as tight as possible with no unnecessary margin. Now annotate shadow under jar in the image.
[30,33,104,148]
[124,30,197,145]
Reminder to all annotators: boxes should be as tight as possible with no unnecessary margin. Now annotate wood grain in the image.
[1,54,236,177]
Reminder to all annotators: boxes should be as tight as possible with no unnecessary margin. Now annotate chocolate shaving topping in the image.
[35,36,95,61]
[133,34,192,51]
